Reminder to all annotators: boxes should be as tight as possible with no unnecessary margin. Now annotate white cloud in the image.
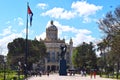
[36,21,96,47]
[71,1,102,17]
[36,32,46,40]
[17,17,24,26]
[37,3,48,9]
[73,33,95,46]
[21,28,34,37]
[82,17,91,23]
[56,21,96,47]
[0,26,12,36]
[6,21,10,24]
[0,26,24,56]
[41,1,102,22]
[14,17,24,26]
[41,7,76,20]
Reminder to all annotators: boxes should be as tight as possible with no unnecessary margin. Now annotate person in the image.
[69,71,72,76]
[93,70,96,79]
[83,70,86,76]
[39,70,42,77]
[81,70,83,76]
[73,70,75,76]
[47,70,49,76]
[90,70,93,78]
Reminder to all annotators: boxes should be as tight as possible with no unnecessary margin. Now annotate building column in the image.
[44,58,47,71]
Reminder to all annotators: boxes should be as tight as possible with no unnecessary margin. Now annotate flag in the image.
[28,5,33,26]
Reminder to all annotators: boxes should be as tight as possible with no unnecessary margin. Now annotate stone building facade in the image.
[40,21,73,71]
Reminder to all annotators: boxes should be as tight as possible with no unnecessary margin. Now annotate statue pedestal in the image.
[59,59,67,76]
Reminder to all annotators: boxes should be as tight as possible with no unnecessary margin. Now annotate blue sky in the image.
[0,0,119,55]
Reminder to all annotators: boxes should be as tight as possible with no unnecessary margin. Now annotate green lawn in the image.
[0,71,24,80]
[100,74,120,79]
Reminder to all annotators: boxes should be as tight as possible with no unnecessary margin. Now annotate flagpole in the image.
[25,2,29,79]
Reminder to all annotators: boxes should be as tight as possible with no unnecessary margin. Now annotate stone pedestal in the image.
[59,59,67,76]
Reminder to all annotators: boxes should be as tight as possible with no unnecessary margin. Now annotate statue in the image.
[60,44,67,59]
[59,44,67,75]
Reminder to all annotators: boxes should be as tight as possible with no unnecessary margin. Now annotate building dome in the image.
[47,20,57,31]
[46,20,58,41]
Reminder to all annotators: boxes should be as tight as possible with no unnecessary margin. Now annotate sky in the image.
[0,0,120,56]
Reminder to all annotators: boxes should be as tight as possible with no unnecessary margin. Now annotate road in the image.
[27,73,116,80]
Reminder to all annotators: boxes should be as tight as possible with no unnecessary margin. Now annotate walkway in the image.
[27,74,116,80]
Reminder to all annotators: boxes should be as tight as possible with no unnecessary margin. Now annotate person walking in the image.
[47,70,49,76]
[81,70,83,77]
[93,70,96,79]
[83,70,86,77]
[90,70,93,79]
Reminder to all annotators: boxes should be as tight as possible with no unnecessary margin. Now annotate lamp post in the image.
[18,61,21,80]
[3,56,7,80]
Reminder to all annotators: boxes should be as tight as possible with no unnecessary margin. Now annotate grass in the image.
[100,74,120,79]
[0,71,24,80]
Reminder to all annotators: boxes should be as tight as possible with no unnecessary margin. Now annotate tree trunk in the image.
[116,62,119,79]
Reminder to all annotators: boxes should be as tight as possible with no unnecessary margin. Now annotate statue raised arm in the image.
[60,44,67,59]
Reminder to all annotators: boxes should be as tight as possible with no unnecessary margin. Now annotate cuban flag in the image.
[28,5,33,26]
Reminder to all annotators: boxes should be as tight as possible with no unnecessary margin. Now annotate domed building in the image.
[40,20,73,71]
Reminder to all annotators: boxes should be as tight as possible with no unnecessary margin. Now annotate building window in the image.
[47,52,50,62]
[51,52,55,62]
[57,52,60,62]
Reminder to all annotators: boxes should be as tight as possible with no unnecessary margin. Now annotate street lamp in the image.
[3,56,7,80]
[18,61,21,80]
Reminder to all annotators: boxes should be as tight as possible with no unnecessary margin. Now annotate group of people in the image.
[80,69,97,79]
[68,70,76,76]
[90,70,96,79]
[26,69,97,78]
[80,70,86,77]
[27,70,50,77]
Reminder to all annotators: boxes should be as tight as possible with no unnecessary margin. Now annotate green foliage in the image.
[72,42,97,70]
[0,71,24,80]
[7,38,47,70]
[97,6,120,78]
[72,49,80,68]
[0,55,4,70]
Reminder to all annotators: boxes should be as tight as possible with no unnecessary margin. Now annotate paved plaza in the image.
[27,73,116,80]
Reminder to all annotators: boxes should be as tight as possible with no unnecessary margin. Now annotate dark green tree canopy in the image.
[7,38,47,68]
[72,42,97,70]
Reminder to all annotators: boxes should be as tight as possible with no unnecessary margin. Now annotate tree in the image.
[97,6,120,78]
[86,42,97,70]
[97,39,110,76]
[0,55,4,70]
[72,42,97,71]
[7,38,47,70]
